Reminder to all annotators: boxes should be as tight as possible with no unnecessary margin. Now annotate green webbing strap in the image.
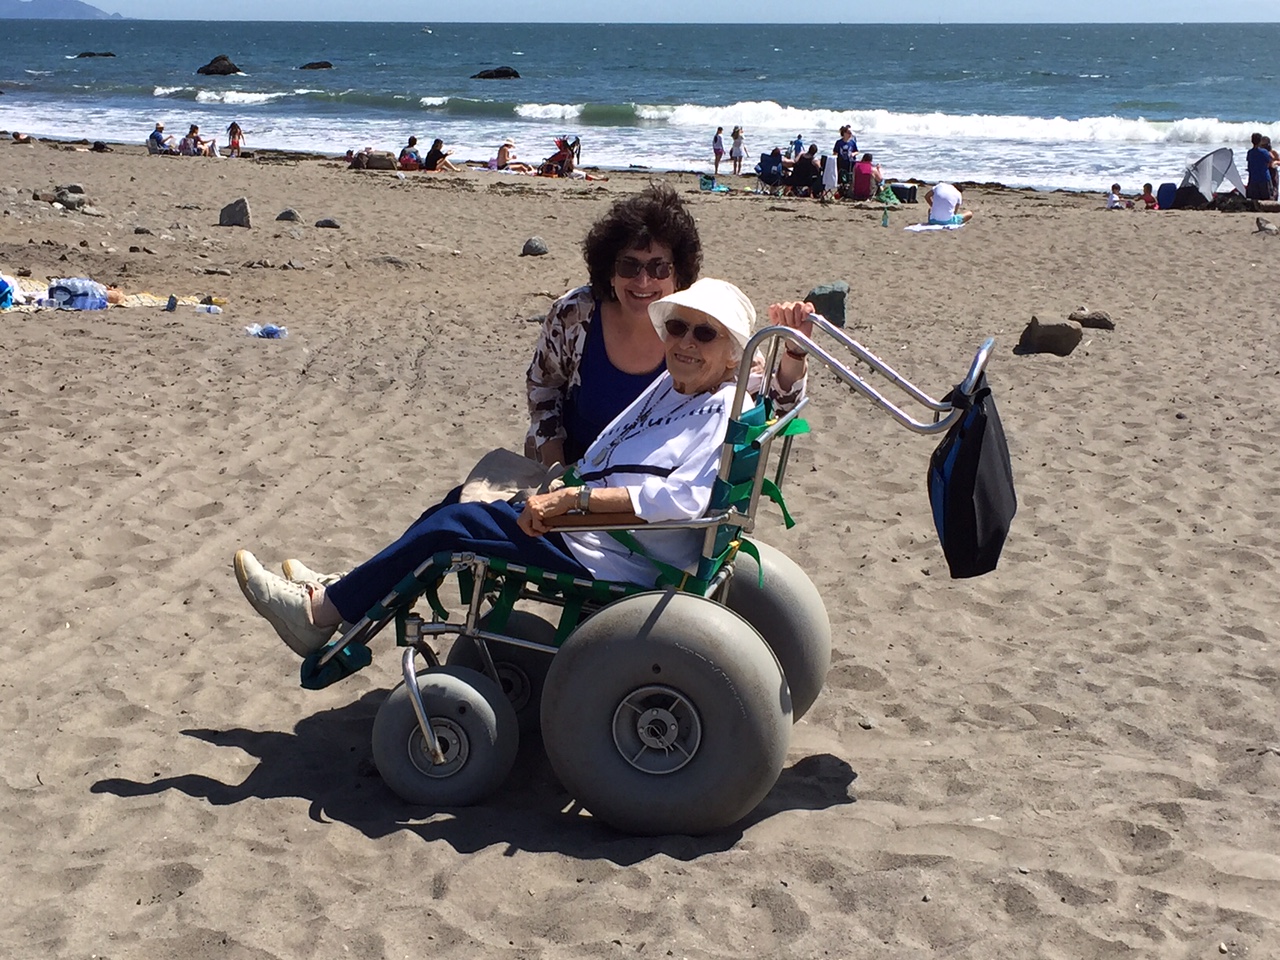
[555,597,585,644]
[457,567,476,606]
[609,528,710,594]
[736,537,764,587]
[714,476,797,529]
[485,577,522,633]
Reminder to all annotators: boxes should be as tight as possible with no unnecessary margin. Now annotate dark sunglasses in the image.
[663,318,721,343]
[615,256,673,280]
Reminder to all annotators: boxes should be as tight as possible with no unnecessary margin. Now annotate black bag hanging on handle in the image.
[927,373,1017,578]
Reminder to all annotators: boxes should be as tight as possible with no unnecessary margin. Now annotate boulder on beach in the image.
[219,197,252,229]
[1016,315,1082,356]
[470,66,520,80]
[299,61,333,70]
[196,55,243,76]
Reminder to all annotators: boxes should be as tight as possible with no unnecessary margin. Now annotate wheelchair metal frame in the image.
[312,317,995,766]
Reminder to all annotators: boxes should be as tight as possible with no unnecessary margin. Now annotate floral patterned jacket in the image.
[525,285,807,460]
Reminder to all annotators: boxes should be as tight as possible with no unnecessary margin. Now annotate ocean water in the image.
[2,21,1278,191]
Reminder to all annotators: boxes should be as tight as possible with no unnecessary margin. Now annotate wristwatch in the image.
[578,486,591,513]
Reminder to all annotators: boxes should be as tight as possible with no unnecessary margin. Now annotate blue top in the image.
[834,136,858,161]
[1247,146,1272,186]
[563,302,665,464]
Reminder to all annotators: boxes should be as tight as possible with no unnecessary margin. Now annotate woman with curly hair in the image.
[526,183,810,466]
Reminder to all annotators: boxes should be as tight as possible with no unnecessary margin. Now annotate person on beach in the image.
[148,122,176,154]
[925,182,973,225]
[179,124,216,157]
[1136,183,1159,210]
[497,138,534,173]
[399,136,424,169]
[712,126,725,176]
[1245,132,1273,201]
[791,134,804,159]
[1106,184,1133,210]
[226,122,245,158]
[423,138,460,172]
[1265,137,1280,201]
[851,152,883,201]
[234,284,818,657]
[833,126,858,184]
[525,184,810,468]
[267,186,812,595]
[730,127,745,176]
[787,144,824,198]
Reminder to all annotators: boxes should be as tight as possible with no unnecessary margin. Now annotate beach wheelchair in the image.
[299,320,997,835]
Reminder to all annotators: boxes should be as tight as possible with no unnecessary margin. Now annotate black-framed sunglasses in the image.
[663,318,721,343]
[615,256,673,280]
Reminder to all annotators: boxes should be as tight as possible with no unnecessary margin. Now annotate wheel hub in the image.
[408,716,469,778]
[612,684,702,774]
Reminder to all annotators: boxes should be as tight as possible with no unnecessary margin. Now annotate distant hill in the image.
[0,0,121,17]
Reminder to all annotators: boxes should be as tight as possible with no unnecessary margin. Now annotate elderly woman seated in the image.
[234,280,812,657]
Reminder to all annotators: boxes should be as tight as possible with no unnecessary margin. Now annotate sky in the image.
[90,0,1279,21]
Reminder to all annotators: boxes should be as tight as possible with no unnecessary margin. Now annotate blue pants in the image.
[325,498,589,622]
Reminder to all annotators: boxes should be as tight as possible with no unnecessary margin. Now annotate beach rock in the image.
[805,280,849,328]
[54,190,87,211]
[315,218,341,229]
[471,66,520,80]
[58,183,85,194]
[275,208,302,222]
[1254,216,1278,235]
[218,197,252,228]
[299,61,333,70]
[75,51,115,58]
[520,236,549,257]
[1067,308,1115,330]
[1017,315,1082,356]
[196,55,243,76]
[80,205,105,218]
[134,226,152,235]
[281,260,307,270]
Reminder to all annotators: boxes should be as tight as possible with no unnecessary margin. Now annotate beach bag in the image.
[927,373,1016,578]
[0,276,13,310]
[459,448,565,505]
[890,183,917,203]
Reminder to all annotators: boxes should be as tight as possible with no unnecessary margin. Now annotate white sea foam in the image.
[515,102,584,120]
[419,96,449,107]
[153,86,190,97]
[195,90,291,105]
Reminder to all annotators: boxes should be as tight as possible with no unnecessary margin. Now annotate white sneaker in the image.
[282,557,343,586]
[234,549,338,656]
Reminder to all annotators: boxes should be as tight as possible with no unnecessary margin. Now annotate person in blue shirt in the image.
[833,125,858,184]
[791,134,804,159]
[1246,132,1274,201]
[147,122,176,155]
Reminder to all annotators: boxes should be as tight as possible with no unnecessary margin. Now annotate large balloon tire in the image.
[446,610,557,735]
[540,591,791,836]
[725,541,832,720]
[372,665,518,807]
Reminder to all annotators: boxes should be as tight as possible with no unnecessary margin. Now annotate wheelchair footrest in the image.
[299,642,373,690]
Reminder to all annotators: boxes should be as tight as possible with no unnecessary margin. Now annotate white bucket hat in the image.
[648,278,755,355]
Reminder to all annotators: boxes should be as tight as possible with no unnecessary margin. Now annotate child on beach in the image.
[1106,184,1133,209]
[226,122,245,158]
[1136,183,1159,209]
[730,126,745,176]
[712,126,724,176]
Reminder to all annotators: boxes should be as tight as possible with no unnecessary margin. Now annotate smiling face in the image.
[612,241,677,324]
[662,307,737,396]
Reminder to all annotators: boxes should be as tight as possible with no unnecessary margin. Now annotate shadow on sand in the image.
[92,691,857,865]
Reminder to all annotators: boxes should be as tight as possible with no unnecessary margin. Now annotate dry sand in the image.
[1,140,1278,959]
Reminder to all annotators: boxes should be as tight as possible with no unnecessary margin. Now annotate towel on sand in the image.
[905,222,967,232]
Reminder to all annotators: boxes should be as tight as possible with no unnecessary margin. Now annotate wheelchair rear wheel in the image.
[540,592,791,835]
[446,610,556,736]
[724,541,832,720]
[372,666,518,806]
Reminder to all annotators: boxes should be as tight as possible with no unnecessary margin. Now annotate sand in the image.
[1,139,1278,960]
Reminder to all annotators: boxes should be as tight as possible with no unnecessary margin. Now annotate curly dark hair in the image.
[583,183,702,301]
